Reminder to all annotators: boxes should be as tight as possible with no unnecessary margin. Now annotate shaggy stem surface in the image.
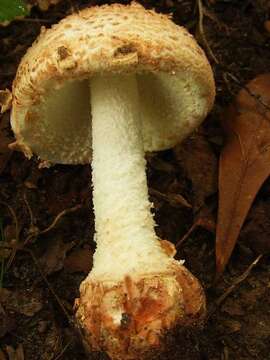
[90,74,169,280]
[75,74,206,360]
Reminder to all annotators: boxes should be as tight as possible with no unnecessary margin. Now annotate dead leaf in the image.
[0,349,6,360]
[240,201,270,254]
[5,345,24,360]
[219,318,242,334]
[36,0,62,11]
[0,288,43,317]
[149,188,192,208]
[0,303,15,338]
[174,132,218,211]
[64,246,93,274]
[176,204,216,249]
[0,90,12,114]
[216,73,270,275]
[0,113,13,174]
[147,155,175,173]
[39,236,75,275]
[40,321,62,360]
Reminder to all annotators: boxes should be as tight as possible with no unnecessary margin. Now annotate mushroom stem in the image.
[76,74,206,359]
[90,74,169,280]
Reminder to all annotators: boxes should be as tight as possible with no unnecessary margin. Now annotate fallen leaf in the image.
[39,236,75,275]
[36,0,62,11]
[149,188,192,209]
[216,73,270,275]
[40,321,62,360]
[0,304,15,338]
[64,246,93,274]
[240,201,270,254]
[0,288,43,317]
[5,345,24,360]
[176,204,216,249]
[0,90,12,114]
[218,318,242,334]
[0,113,13,174]
[221,298,245,316]
[174,132,218,211]
[147,155,175,173]
[0,349,6,360]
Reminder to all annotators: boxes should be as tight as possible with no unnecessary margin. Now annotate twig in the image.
[23,192,35,229]
[196,0,219,64]
[25,248,73,324]
[53,340,72,360]
[225,72,270,113]
[0,201,20,269]
[208,254,263,319]
[175,204,216,250]
[15,18,53,23]
[175,222,198,249]
[39,204,82,235]
[23,192,82,243]
[0,201,19,242]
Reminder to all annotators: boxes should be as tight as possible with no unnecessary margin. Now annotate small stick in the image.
[225,72,270,113]
[0,201,19,242]
[197,0,219,64]
[53,341,72,360]
[39,204,82,235]
[25,248,73,324]
[208,254,263,319]
[175,222,198,249]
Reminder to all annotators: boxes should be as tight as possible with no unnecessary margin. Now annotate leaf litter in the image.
[1,1,270,359]
[216,73,270,275]
[174,131,218,211]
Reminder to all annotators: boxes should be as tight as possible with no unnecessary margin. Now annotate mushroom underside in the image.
[12,71,209,164]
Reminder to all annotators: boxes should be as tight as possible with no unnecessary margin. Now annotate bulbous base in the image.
[75,262,205,360]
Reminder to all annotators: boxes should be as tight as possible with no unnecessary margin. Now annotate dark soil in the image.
[1,1,270,359]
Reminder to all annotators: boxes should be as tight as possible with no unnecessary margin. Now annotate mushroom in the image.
[10,3,215,359]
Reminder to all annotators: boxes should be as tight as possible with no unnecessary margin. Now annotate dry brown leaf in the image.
[240,201,270,254]
[216,73,270,275]
[174,132,218,211]
[0,303,15,338]
[39,236,75,275]
[149,188,192,209]
[40,321,62,360]
[64,246,93,274]
[0,90,12,114]
[0,113,13,174]
[0,349,6,360]
[36,0,61,10]
[0,288,43,317]
[5,345,24,360]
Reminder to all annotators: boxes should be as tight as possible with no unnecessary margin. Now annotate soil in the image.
[0,0,270,359]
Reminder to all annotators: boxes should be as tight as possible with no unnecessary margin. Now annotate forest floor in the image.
[0,0,270,359]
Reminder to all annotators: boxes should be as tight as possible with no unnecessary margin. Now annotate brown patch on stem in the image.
[75,264,205,360]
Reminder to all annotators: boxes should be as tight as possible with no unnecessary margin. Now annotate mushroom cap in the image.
[11,2,215,165]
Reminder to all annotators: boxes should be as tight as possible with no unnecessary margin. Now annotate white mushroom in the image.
[10,3,215,359]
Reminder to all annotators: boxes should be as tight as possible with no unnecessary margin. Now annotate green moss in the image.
[0,0,29,22]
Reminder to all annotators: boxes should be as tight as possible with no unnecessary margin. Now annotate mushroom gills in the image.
[16,72,208,165]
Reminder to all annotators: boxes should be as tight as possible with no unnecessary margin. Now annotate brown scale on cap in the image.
[10,1,215,165]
